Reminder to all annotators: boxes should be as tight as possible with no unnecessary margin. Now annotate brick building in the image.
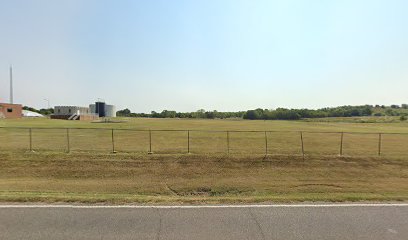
[0,103,23,119]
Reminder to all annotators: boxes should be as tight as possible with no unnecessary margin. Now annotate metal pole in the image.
[148,130,152,154]
[300,131,305,160]
[264,131,268,155]
[9,65,13,104]
[340,132,343,156]
[187,130,190,153]
[43,98,50,109]
[29,128,32,151]
[227,131,230,154]
[111,129,116,153]
[66,128,70,153]
[378,133,382,156]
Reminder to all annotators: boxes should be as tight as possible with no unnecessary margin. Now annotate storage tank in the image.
[95,102,106,117]
[89,104,96,114]
[105,105,116,117]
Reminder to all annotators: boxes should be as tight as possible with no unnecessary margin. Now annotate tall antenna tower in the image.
[9,65,13,104]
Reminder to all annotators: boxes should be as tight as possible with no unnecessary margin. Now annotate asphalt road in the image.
[0,204,407,240]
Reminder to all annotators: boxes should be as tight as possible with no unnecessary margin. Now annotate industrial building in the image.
[51,106,98,121]
[2,66,116,121]
[51,101,116,120]
[89,101,116,117]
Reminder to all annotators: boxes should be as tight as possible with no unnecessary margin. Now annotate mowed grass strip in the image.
[0,151,407,203]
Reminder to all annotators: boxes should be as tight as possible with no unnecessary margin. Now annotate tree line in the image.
[117,104,408,120]
[242,106,372,120]
[23,104,408,120]
[116,108,245,119]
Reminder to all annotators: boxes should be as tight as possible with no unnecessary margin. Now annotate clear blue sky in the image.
[1,0,408,112]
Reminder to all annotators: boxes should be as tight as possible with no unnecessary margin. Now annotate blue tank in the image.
[95,102,106,117]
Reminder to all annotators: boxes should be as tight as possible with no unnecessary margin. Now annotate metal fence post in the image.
[378,133,382,156]
[187,130,190,153]
[300,131,305,160]
[148,130,153,154]
[111,129,116,153]
[339,132,344,156]
[29,128,33,151]
[66,128,70,153]
[227,131,230,154]
[264,131,268,156]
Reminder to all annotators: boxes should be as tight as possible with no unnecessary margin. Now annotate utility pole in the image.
[44,98,50,109]
[9,65,13,104]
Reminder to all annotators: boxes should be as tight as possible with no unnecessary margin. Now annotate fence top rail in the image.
[0,126,408,135]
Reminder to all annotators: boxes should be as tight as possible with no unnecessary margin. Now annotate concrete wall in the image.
[54,106,90,116]
[89,104,96,114]
[0,103,22,119]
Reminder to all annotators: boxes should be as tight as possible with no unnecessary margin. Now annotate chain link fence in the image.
[1,127,408,157]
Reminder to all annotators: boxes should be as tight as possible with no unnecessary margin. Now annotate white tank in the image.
[89,104,96,114]
[104,105,116,117]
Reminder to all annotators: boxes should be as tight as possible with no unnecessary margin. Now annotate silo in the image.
[95,102,106,117]
[105,105,116,117]
[89,104,96,114]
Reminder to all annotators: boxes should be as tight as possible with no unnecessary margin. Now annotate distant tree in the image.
[116,108,131,117]
[361,106,372,116]
[23,106,40,113]
[161,110,177,118]
[385,108,402,116]
[151,111,161,118]
[39,108,54,115]
[243,110,260,120]
[192,109,206,118]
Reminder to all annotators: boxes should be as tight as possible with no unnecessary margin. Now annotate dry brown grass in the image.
[1,118,408,203]
[0,151,407,203]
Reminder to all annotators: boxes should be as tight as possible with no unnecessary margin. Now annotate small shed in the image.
[0,103,23,119]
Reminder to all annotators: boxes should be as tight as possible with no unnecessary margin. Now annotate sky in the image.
[1,0,408,112]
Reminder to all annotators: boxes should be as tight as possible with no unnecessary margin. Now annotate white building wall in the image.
[54,106,90,116]
[89,104,96,114]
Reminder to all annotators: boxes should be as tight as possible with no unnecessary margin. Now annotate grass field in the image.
[0,151,407,203]
[3,116,408,131]
[0,117,407,203]
[2,117,408,156]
